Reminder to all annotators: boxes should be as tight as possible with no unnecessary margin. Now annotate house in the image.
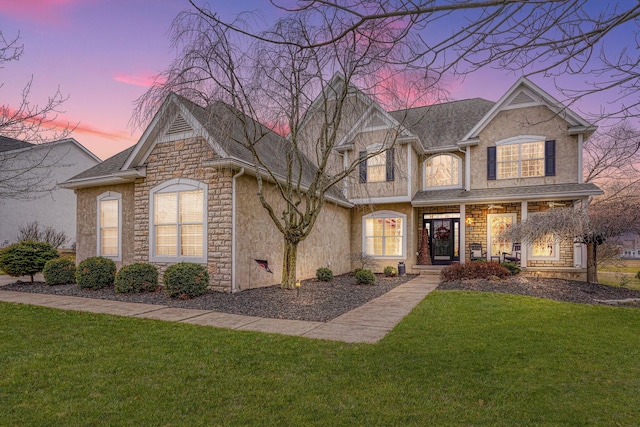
[0,137,100,249]
[62,76,602,291]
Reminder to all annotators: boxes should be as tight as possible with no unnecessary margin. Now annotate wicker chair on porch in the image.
[469,243,486,262]
[502,243,522,264]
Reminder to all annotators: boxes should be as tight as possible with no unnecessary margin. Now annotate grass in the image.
[2,292,640,425]
[598,259,640,289]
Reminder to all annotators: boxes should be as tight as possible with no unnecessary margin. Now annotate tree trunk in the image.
[586,242,598,284]
[281,239,298,289]
[30,273,34,283]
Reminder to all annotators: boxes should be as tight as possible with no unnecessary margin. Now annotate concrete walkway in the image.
[0,274,439,343]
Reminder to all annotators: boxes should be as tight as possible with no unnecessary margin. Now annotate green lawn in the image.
[599,259,640,289]
[2,291,640,425]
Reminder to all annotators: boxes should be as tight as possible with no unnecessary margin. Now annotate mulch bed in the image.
[0,273,417,322]
[439,276,640,307]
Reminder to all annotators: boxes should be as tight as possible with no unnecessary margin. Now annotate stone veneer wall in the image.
[525,201,575,268]
[133,137,233,292]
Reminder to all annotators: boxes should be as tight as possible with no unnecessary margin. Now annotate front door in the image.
[423,217,460,264]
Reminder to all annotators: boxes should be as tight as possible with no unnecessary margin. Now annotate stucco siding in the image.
[235,175,351,289]
[471,105,580,188]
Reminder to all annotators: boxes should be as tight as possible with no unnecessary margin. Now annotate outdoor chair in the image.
[502,243,522,264]
[469,243,486,261]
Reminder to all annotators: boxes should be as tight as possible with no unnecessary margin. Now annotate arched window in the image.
[424,154,461,188]
[97,191,122,260]
[149,178,207,263]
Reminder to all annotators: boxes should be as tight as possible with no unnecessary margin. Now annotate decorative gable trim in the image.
[166,113,193,135]
[461,77,594,143]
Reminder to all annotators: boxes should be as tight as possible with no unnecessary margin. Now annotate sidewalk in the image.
[0,274,439,343]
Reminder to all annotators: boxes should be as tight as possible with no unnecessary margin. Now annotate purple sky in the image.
[0,0,624,160]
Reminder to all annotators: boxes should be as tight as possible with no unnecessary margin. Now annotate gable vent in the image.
[510,91,535,105]
[167,114,193,135]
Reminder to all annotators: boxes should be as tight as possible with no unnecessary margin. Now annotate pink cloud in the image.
[0,0,82,24]
[114,72,166,88]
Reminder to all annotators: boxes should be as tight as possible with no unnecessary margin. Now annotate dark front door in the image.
[423,218,459,264]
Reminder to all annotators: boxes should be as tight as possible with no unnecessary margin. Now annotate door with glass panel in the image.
[423,214,460,264]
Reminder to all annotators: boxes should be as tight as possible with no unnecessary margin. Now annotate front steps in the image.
[412,265,444,276]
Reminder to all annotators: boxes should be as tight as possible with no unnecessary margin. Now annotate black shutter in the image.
[487,146,497,180]
[545,140,556,176]
[386,148,395,182]
[359,151,367,183]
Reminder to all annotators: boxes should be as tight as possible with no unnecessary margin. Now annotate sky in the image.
[0,0,631,160]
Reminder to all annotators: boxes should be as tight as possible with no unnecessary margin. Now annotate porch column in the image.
[520,201,527,268]
[460,204,466,264]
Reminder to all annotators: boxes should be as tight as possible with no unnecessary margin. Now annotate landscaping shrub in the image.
[316,267,333,282]
[441,262,511,282]
[163,262,209,299]
[501,261,521,276]
[76,256,117,290]
[115,263,158,294]
[384,266,398,277]
[43,257,76,285]
[0,241,59,283]
[635,271,640,280]
[355,268,376,285]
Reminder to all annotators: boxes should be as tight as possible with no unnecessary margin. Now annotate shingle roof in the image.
[0,136,35,152]
[390,98,495,150]
[412,183,603,205]
[67,146,135,181]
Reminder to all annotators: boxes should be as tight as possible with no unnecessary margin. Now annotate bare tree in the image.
[0,31,74,201]
[17,221,68,249]
[135,5,436,289]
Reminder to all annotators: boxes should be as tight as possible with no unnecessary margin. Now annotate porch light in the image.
[465,217,473,226]
[488,204,504,210]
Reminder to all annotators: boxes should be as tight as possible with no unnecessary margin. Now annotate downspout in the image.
[231,167,245,293]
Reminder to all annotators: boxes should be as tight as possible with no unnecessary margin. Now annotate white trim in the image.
[495,135,546,146]
[231,168,245,293]
[96,191,122,261]
[520,201,528,267]
[362,210,407,259]
[460,204,466,264]
[407,146,412,197]
[149,178,208,264]
[465,147,471,191]
[351,195,412,204]
[423,153,463,190]
[526,211,560,262]
[577,133,584,184]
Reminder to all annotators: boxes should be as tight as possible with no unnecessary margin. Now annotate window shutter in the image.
[545,140,556,176]
[487,146,497,180]
[359,151,367,183]
[386,148,395,182]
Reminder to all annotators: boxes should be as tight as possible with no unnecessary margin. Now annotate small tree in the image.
[17,221,68,248]
[0,241,58,283]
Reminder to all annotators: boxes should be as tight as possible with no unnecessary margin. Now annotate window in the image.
[487,138,555,180]
[425,154,461,188]
[97,192,121,260]
[487,213,516,257]
[528,213,559,260]
[150,179,207,262]
[359,146,395,183]
[362,211,406,257]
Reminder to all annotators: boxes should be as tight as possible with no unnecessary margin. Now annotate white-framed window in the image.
[362,210,406,258]
[527,213,560,260]
[497,141,544,179]
[487,213,517,257]
[367,151,387,182]
[424,154,461,188]
[97,191,122,261]
[149,178,207,263]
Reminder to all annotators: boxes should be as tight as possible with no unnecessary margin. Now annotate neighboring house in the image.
[0,137,100,249]
[63,76,602,291]
[615,233,640,259]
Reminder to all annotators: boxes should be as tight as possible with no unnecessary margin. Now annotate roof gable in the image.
[462,77,594,142]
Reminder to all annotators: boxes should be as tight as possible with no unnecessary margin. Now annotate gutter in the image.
[231,167,245,293]
[60,168,146,189]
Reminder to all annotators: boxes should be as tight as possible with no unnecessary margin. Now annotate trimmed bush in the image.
[501,261,521,276]
[76,256,117,290]
[316,267,334,282]
[0,241,58,283]
[384,266,398,277]
[43,257,76,285]
[163,262,209,299]
[355,269,376,285]
[440,262,511,282]
[115,263,158,294]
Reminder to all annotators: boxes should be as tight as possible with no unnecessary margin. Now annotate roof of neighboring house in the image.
[0,135,35,152]
[389,98,495,150]
[67,146,135,181]
[412,183,603,206]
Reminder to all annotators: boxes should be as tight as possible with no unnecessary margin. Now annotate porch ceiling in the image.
[412,182,602,206]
